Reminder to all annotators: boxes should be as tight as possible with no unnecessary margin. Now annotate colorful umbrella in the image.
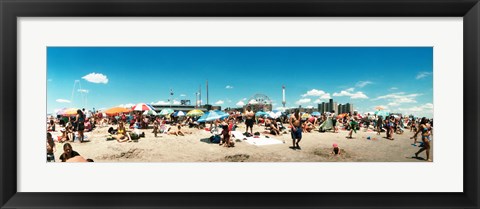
[301,113,311,119]
[337,113,348,119]
[375,110,390,118]
[311,112,321,117]
[62,108,79,117]
[158,108,174,115]
[173,111,186,117]
[186,109,204,117]
[132,103,155,111]
[104,107,131,116]
[255,111,269,117]
[197,110,229,122]
[143,110,157,115]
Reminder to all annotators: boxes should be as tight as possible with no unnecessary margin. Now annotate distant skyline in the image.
[47,47,433,117]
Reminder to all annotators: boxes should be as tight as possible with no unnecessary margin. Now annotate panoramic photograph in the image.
[46,47,433,162]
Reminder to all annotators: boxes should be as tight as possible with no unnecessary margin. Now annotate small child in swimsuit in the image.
[332,143,341,155]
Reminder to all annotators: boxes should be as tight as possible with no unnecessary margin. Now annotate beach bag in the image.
[130,133,140,140]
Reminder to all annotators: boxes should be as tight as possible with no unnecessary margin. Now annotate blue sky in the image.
[47,47,433,117]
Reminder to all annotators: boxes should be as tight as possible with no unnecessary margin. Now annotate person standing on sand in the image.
[74,109,85,143]
[244,106,255,135]
[412,117,432,161]
[289,109,302,150]
[347,112,359,139]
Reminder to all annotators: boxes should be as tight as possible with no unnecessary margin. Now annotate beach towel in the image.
[231,131,246,140]
[243,136,283,146]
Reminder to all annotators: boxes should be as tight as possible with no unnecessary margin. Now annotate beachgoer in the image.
[412,117,432,161]
[330,110,338,133]
[66,122,74,141]
[270,121,281,135]
[332,143,341,155]
[47,120,55,131]
[153,118,159,137]
[220,120,234,147]
[289,109,302,150]
[244,106,255,135]
[46,132,56,162]
[347,112,359,138]
[59,143,81,162]
[74,109,85,142]
[114,122,131,142]
[376,116,383,135]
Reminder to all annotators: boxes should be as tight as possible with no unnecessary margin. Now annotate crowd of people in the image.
[47,107,433,162]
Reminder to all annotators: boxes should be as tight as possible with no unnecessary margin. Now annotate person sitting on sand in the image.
[59,143,81,162]
[114,122,132,143]
[46,132,56,162]
[331,143,341,155]
[269,121,281,135]
[220,120,234,147]
[58,128,68,143]
[303,121,314,133]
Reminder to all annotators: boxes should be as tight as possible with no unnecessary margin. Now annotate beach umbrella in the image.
[62,108,79,117]
[301,113,311,119]
[311,111,321,117]
[375,110,390,118]
[186,109,204,117]
[173,111,186,117]
[132,103,155,111]
[255,111,269,117]
[105,107,131,116]
[337,113,348,119]
[143,110,157,116]
[158,108,174,115]
[266,111,280,119]
[197,110,229,122]
[375,106,385,110]
[55,108,68,116]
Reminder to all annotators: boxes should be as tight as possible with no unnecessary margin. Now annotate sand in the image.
[50,124,433,162]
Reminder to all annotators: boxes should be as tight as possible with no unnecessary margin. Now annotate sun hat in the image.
[333,143,338,148]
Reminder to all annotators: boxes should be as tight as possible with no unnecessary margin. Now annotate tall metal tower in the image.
[282,85,286,107]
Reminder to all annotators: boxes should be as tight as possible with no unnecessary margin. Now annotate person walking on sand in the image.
[412,117,432,161]
[74,109,85,143]
[347,112,359,139]
[289,109,302,150]
[244,106,255,135]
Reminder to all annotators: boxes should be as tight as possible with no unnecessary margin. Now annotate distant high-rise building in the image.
[329,99,334,112]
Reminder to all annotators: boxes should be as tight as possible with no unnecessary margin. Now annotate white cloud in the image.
[416,72,432,80]
[215,100,224,105]
[373,92,420,104]
[390,87,398,90]
[248,99,258,104]
[314,99,322,103]
[295,98,311,105]
[333,89,368,99]
[388,102,400,106]
[173,100,181,105]
[82,73,108,84]
[236,101,245,106]
[77,89,89,93]
[397,103,434,116]
[180,94,186,97]
[225,85,234,89]
[118,103,135,108]
[355,81,373,88]
[306,105,314,109]
[242,98,247,101]
[320,94,331,99]
[302,89,327,97]
[151,101,170,105]
[56,99,71,103]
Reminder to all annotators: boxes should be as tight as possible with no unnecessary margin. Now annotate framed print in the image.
[1,0,479,208]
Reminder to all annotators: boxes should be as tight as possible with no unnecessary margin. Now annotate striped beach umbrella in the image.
[143,110,157,116]
[186,109,204,117]
[173,111,186,117]
[158,108,174,115]
[132,103,155,111]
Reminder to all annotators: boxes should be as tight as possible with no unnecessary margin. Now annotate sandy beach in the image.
[50,124,433,162]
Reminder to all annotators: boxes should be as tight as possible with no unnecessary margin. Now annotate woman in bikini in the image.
[74,109,85,143]
[114,121,131,143]
[412,117,432,161]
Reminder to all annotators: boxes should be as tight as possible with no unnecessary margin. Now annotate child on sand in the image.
[332,143,341,155]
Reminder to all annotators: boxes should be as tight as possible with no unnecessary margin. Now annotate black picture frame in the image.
[1,0,479,208]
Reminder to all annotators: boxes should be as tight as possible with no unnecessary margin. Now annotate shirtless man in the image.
[244,106,255,135]
[289,109,302,150]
